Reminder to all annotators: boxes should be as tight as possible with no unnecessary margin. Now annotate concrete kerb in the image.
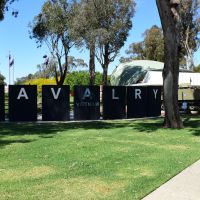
[142,159,200,200]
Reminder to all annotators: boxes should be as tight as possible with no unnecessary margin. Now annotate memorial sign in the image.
[0,85,5,121]
[74,86,100,120]
[103,86,126,119]
[5,85,162,121]
[9,85,37,121]
[42,85,70,121]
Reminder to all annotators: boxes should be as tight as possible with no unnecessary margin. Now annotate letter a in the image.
[82,88,91,100]
[17,88,29,100]
[51,88,61,100]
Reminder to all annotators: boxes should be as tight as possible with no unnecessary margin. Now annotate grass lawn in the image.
[0,117,200,200]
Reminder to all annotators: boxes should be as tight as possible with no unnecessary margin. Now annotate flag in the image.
[9,54,14,68]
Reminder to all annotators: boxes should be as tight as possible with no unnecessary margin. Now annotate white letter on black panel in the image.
[82,88,91,100]
[17,88,29,100]
[153,89,158,99]
[135,89,141,99]
[51,88,61,100]
[112,89,119,100]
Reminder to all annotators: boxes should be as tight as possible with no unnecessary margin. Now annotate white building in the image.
[111,60,200,86]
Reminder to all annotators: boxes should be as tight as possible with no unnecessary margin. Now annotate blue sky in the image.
[0,0,199,84]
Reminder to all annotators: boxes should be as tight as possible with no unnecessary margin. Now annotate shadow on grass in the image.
[183,116,200,136]
[0,121,128,135]
[0,119,163,135]
[0,119,163,147]
[131,120,162,133]
[0,116,199,147]
[0,139,35,147]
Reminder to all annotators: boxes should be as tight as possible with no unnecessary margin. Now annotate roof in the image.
[110,60,196,86]
[110,60,164,86]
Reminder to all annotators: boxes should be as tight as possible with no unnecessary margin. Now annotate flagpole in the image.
[13,64,14,84]
[9,67,10,85]
[8,55,10,85]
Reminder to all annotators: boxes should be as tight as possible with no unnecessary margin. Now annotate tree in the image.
[0,73,6,85]
[35,61,55,79]
[179,0,200,70]
[72,0,135,85]
[30,0,79,85]
[64,71,106,91]
[94,0,135,85]
[36,55,87,79]
[67,56,88,72]
[124,42,145,61]
[123,1,200,67]
[15,73,34,85]
[0,0,18,21]
[123,25,164,62]
[193,64,200,72]
[156,0,183,128]
[15,55,87,83]
[71,0,98,85]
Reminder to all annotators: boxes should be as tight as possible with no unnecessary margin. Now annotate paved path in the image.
[142,160,200,200]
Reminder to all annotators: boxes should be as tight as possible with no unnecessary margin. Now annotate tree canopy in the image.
[0,72,6,85]
[0,0,18,21]
[122,25,164,62]
[30,0,79,85]
[72,0,136,85]
[122,0,200,70]
[193,64,200,72]
[179,0,200,70]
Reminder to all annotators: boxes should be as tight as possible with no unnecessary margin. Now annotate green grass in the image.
[1,117,200,200]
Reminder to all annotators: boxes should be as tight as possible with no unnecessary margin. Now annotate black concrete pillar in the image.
[42,85,70,121]
[0,85,5,121]
[127,86,147,118]
[147,86,161,117]
[103,86,126,119]
[9,85,37,121]
[74,86,100,120]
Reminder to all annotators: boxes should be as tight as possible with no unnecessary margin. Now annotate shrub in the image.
[24,78,56,94]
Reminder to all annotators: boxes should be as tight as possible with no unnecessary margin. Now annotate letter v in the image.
[51,88,61,100]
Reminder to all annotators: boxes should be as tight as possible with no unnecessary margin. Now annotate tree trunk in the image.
[102,66,108,86]
[58,75,65,86]
[54,67,59,85]
[89,44,95,85]
[156,0,183,128]
[54,65,67,86]
[58,64,68,86]
[56,47,68,86]
[185,49,194,71]
[102,44,109,86]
